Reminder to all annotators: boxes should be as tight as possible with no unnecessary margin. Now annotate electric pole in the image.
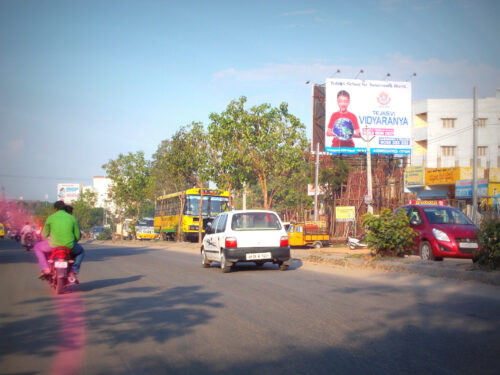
[472,87,478,224]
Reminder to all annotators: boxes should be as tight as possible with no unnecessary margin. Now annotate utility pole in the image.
[314,142,319,221]
[361,125,375,214]
[472,87,478,224]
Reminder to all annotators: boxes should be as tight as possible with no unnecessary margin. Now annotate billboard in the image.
[325,79,412,155]
[57,183,81,204]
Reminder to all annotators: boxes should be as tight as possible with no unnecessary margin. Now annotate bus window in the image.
[209,196,229,216]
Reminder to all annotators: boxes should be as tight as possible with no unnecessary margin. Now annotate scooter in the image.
[24,233,35,251]
[347,236,368,250]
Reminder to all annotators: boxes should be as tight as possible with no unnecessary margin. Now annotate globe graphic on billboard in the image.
[333,118,354,141]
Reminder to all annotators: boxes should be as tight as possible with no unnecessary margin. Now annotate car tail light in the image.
[280,236,289,247]
[225,237,237,248]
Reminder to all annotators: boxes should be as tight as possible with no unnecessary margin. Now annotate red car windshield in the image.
[422,207,473,225]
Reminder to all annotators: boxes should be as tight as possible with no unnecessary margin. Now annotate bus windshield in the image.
[184,195,229,217]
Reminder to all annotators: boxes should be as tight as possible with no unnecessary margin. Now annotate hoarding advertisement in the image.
[57,183,81,204]
[325,79,412,155]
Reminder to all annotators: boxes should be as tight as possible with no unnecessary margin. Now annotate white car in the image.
[201,210,291,273]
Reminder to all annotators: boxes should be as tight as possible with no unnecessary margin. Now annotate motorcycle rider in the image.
[33,200,85,282]
[20,221,36,247]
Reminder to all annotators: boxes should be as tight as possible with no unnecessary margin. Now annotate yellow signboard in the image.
[458,167,484,180]
[425,168,459,185]
[489,168,500,182]
[405,166,425,186]
[425,167,484,186]
[335,206,355,222]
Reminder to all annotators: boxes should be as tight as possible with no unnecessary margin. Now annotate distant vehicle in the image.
[0,223,4,238]
[135,218,157,240]
[115,219,133,240]
[155,188,230,241]
[287,221,330,248]
[90,226,106,240]
[201,210,291,273]
[396,204,479,261]
[347,236,368,250]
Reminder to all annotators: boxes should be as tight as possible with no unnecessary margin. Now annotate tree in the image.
[151,138,191,241]
[152,123,211,243]
[319,157,350,234]
[72,189,98,231]
[102,151,152,223]
[209,97,308,209]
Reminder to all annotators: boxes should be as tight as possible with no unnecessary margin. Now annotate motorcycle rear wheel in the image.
[55,277,64,294]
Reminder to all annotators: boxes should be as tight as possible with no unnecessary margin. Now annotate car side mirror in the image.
[206,222,213,234]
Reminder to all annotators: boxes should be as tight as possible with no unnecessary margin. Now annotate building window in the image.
[441,146,456,157]
[441,118,456,128]
[477,146,487,157]
[477,118,487,128]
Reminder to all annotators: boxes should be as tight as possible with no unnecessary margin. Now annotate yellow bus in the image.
[154,188,230,240]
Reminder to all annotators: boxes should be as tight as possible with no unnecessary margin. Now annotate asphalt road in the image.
[1,239,499,375]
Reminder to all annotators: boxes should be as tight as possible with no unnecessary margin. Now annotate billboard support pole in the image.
[314,143,319,221]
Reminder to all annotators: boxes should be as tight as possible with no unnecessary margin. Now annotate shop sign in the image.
[425,168,459,185]
[489,168,500,182]
[335,206,355,222]
[455,179,489,198]
[406,200,447,206]
[404,166,425,186]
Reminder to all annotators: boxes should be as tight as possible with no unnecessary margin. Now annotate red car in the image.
[396,205,479,261]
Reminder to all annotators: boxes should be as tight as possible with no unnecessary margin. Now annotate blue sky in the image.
[1,0,499,201]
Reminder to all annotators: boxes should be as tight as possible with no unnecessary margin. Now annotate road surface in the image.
[1,239,499,374]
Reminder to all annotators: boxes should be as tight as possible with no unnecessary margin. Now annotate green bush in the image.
[474,219,500,269]
[97,227,112,240]
[361,208,417,257]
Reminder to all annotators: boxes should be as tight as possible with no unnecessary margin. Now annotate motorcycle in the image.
[347,235,368,250]
[24,232,35,251]
[45,246,77,294]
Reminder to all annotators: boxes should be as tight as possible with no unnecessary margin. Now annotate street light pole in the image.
[314,142,319,221]
[361,124,375,214]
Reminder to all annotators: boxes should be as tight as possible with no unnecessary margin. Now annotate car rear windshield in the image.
[423,207,473,225]
[231,212,282,231]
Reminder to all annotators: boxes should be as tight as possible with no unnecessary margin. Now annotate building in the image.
[411,89,500,169]
[406,89,500,215]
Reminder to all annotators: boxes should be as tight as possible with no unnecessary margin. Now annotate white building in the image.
[91,176,115,212]
[411,89,500,169]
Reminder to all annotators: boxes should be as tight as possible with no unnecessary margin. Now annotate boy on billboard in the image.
[326,90,361,148]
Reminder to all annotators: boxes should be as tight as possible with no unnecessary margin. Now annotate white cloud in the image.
[211,55,500,99]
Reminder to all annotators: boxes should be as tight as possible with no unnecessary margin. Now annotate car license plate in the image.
[459,242,478,249]
[246,252,271,260]
[55,261,68,268]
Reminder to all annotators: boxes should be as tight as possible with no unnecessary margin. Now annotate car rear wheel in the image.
[313,241,322,249]
[419,241,435,261]
[220,253,231,273]
[201,248,210,268]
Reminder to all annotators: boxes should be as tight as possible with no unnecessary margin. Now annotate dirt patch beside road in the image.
[84,239,500,286]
